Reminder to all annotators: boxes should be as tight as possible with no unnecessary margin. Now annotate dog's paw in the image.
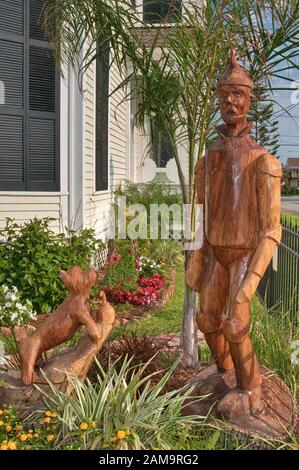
[91,329,102,342]
[22,370,33,385]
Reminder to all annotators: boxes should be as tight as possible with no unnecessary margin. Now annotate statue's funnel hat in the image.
[218,49,253,89]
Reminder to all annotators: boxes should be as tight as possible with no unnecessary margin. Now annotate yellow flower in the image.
[27,434,33,440]
[34,434,39,439]
[19,434,28,442]
[125,429,131,436]
[43,417,51,424]
[47,435,55,442]
[45,411,56,418]
[14,424,23,431]
[0,420,3,426]
[117,430,126,440]
[0,410,3,415]
[91,421,96,428]
[28,429,33,434]
[0,444,8,451]
[5,425,12,433]
[7,441,17,450]
[79,422,88,431]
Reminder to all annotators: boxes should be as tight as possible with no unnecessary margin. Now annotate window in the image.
[152,125,175,168]
[0,0,60,191]
[95,43,109,192]
[143,0,182,24]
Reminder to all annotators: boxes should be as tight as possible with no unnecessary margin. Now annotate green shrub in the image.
[251,297,299,395]
[35,357,207,450]
[282,185,298,195]
[102,240,139,291]
[113,182,184,268]
[114,180,183,213]
[139,239,184,268]
[0,218,105,313]
[0,285,36,327]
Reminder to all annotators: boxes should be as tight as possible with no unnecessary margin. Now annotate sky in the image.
[256,11,299,165]
[274,68,299,164]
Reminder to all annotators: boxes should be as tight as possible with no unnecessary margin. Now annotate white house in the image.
[0,0,187,240]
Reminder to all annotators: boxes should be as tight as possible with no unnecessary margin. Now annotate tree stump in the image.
[0,369,68,419]
[182,364,296,440]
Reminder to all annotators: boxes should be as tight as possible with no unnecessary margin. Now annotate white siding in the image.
[0,47,131,239]
[0,194,61,231]
[82,52,130,240]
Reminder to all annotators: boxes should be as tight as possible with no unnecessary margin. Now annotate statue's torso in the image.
[205,134,264,250]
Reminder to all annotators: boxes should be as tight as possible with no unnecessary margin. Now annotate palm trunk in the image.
[180,252,199,367]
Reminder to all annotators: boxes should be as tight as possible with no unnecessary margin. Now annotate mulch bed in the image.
[95,331,205,390]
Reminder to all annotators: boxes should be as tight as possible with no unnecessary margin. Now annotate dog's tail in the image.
[99,290,107,303]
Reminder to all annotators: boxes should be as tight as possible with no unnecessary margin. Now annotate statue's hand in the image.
[235,272,261,304]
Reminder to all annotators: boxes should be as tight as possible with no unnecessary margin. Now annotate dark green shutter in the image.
[30,0,46,40]
[0,0,59,191]
[0,0,23,35]
[95,45,109,192]
[0,0,25,190]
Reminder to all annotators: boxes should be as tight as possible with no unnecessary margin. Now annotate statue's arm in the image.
[236,153,282,304]
[186,157,208,292]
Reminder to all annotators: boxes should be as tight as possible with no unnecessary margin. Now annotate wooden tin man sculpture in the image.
[187,49,282,418]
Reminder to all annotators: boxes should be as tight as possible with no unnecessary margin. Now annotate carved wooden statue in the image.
[20,267,115,385]
[186,49,282,418]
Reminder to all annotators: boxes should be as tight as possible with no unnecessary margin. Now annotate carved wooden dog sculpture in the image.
[20,266,101,385]
[30,290,116,384]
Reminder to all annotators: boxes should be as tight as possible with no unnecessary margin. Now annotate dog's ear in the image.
[60,269,68,283]
[60,269,76,290]
[84,268,98,290]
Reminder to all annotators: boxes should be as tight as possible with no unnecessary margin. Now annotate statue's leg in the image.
[219,254,262,417]
[19,336,41,385]
[198,247,234,371]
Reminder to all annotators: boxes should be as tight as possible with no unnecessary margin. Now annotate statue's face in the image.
[218,84,251,126]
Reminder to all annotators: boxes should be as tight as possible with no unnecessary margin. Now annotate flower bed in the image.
[108,268,176,328]
[98,240,177,325]
[104,273,166,306]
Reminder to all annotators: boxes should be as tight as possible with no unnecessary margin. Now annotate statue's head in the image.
[217,49,253,127]
[60,266,98,296]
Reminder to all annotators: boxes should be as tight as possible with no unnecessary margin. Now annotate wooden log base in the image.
[182,364,296,440]
[0,369,71,420]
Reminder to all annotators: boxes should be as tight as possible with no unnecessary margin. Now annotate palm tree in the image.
[44,0,299,366]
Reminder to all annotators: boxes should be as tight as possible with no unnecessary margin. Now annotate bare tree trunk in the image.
[181,253,199,367]
[181,283,199,367]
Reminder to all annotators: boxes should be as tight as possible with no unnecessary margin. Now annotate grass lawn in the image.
[282,212,299,226]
